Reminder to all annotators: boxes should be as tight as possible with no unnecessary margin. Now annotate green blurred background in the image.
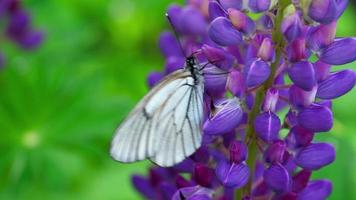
[0,0,355,199]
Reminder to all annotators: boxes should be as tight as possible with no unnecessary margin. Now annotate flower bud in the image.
[257,37,275,61]
[302,0,348,24]
[263,88,279,112]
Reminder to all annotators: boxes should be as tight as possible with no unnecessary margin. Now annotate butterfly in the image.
[110,56,205,167]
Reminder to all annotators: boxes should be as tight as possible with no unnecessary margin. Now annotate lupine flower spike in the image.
[126,0,355,199]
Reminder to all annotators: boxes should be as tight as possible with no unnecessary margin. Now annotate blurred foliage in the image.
[0,0,355,199]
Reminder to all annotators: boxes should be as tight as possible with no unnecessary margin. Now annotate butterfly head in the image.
[186,56,197,69]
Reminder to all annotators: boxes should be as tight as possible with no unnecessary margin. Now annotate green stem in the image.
[236,1,290,199]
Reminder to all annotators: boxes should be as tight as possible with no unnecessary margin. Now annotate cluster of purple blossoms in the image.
[0,0,43,67]
[134,0,356,199]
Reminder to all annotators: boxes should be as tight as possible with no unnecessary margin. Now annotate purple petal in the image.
[132,175,156,199]
[208,1,227,20]
[289,85,317,108]
[172,186,214,200]
[292,170,312,193]
[288,61,316,91]
[159,182,177,200]
[208,17,242,46]
[159,32,184,58]
[167,4,183,32]
[203,64,228,96]
[229,140,247,163]
[147,71,163,88]
[307,0,338,24]
[227,69,245,96]
[204,98,243,135]
[297,104,333,132]
[220,0,242,10]
[165,56,185,74]
[281,12,303,42]
[248,0,272,13]
[244,59,271,88]
[264,140,286,164]
[216,159,250,188]
[295,143,335,170]
[264,163,292,192]
[18,31,44,49]
[254,111,281,143]
[298,180,332,200]
[273,192,298,200]
[286,126,314,149]
[316,69,356,99]
[257,14,274,30]
[257,37,274,62]
[180,6,207,35]
[202,45,234,70]
[320,37,356,65]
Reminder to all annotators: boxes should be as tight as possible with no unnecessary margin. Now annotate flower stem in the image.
[237,0,290,199]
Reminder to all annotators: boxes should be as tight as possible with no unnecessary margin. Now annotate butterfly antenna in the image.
[165,13,187,59]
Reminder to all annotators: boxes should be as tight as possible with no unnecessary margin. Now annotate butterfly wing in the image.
[110,69,204,167]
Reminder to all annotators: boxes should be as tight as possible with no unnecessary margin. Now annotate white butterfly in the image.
[110,56,205,167]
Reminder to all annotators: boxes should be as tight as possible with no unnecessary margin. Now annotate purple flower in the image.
[254,111,281,143]
[298,180,333,200]
[264,163,292,193]
[204,98,243,135]
[295,143,335,170]
[244,59,271,88]
[320,38,356,65]
[297,104,333,132]
[130,1,356,199]
[216,159,249,188]
[208,17,242,46]
[316,69,356,99]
